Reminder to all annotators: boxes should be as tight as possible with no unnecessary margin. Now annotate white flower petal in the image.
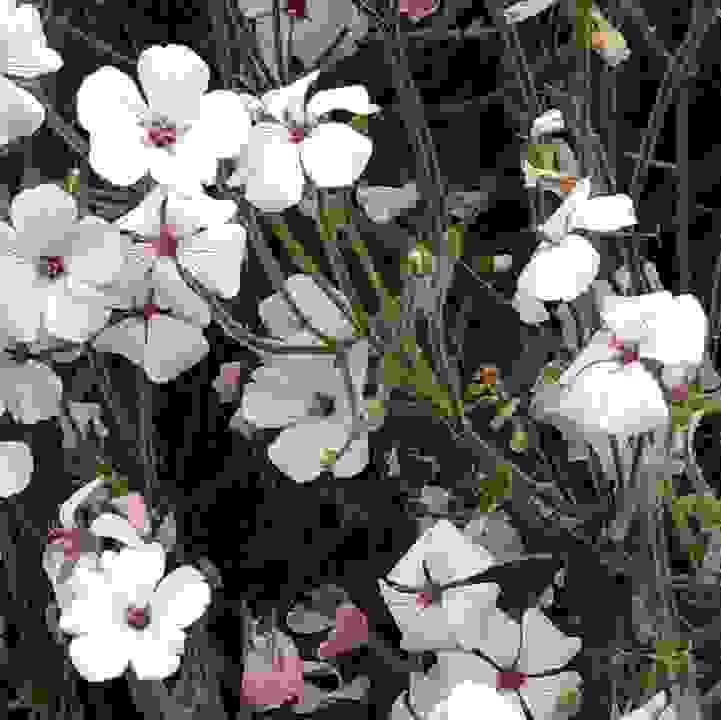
[69,630,132,682]
[538,178,591,243]
[512,288,549,325]
[151,565,211,630]
[356,183,419,223]
[137,44,209,126]
[66,217,130,286]
[93,318,147,371]
[285,273,353,339]
[59,477,107,528]
[518,608,581,673]
[300,122,372,188]
[166,189,237,236]
[186,89,252,158]
[87,126,150,187]
[3,360,62,423]
[0,74,45,145]
[107,543,166,602]
[306,86,380,120]
[259,287,306,338]
[44,284,111,342]
[571,193,637,232]
[90,513,144,548]
[128,635,182,680]
[446,680,524,720]
[151,260,211,327]
[503,0,559,24]
[0,440,33,497]
[114,185,166,238]
[141,315,209,383]
[10,183,77,245]
[178,223,246,299]
[531,108,564,139]
[520,671,582,720]
[261,70,320,123]
[332,430,369,479]
[76,65,147,135]
[0,255,42,341]
[244,123,305,212]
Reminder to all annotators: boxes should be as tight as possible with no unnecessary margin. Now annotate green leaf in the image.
[688,541,706,563]
[110,475,129,498]
[495,399,516,418]
[63,168,81,195]
[350,114,369,134]
[351,236,369,258]
[382,350,410,388]
[350,303,369,338]
[639,670,657,690]
[475,255,495,273]
[479,463,513,512]
[30,685,50,706]
[527,143,561,174]
[557,687,579,708]
[446,224,464,260]
[382,292,402,324]
[320,448,338,467]
[543,366,562,384]
[656,478,674,499]
[695,495,721,529]
[509,429,529,453]
[96,460,114,481]
[271,222,292,246]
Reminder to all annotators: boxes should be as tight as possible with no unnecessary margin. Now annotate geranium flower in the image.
[59,542,211,681]
[112,184,245,328]
[236,0,368,76]
[0,331,62,424]
[241,70,379,212]
[518,178,637,303]
[0,184,129,343]
[0,440,33,498]
[92,297,210,384]
[396,608,581,720]
[0,1,63,146]
[75,44,251,192]
[378,519,500,652]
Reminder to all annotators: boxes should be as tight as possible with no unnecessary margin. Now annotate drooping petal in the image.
[69,631,132,682]
[503,0,559,23]
[0,74,45,145]
[150,260,211,327]
[261,70,320,123]
[3,359,62,423]
[517,608,581,674]
[10,184,77,252]
[0,440,33,497]
[75,65,147,135]
[244,123,305,212]
[43,284,111,342]
[66,217,130,286]
[267,417,351,483]
[90,513,144,548]
[137,44,210,126]
[520,672,582,720]
[178,223,246,299]
[517,234,600,302]
[300,122,372,188]
[151,565,211,630]
[306,86,380,121]
[143,315,209,383]
[59,477,107,528]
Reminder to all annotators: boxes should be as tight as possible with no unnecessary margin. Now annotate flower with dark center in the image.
[40,255,65,279]
[496,669,528,691]
[143,303,162,321]
[608,334,640,366]
[144,224,178,258]
[126,605,151,630]
[288,126,307,144]
[285,0,308,18]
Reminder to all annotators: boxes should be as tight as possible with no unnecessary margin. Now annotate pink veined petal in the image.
[178,223,247,299]
[519,671,582,720]
[261,70,320,123]
[128,634,182,680]
[267,417,350,483]
[0,4,63,77]
[137,44,210,126]
[244,123,305,213]
[517,608,581,674]
[151,565,211,631]
[300,122,372,188]
[66,217,130,286]
[10,184,77,251]
[150,260,211,328]
[0,440,33,498]
[43,284,111,343]
[69,631,133,682]
[306,86,380,120]
[184,89,252,159]
[143,314,209,383]
[3,360,62,424]
[0,74,44,145]
[76,65,147,135]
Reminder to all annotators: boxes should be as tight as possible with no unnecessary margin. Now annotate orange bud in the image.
[591,31,610,49]
[559,176,578,194]
[475,366,498,386]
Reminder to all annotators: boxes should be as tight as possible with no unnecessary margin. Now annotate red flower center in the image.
[44,256,65,279]
[222,365,242,387]
[146,125,177,148]
[285,0,307,17]
[496,670,528,691]
[288,127,306,144]
[671,383,690,402]
[147,224,178,258]
[608,334,640,366]
[143,303,162,321]
[126,605,150,629]
[416,590,434,609]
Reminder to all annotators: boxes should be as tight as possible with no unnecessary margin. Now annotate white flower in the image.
[0,1,63,146]
[242,70,379,212]
[0,440,33,497]
[76,44,251,192]
[518,178,637,303]
[0,184,129,342]
[92,300,210,384]
[59,542,211,681]
[112,185,245,327]
[401,608,581,720]
[378,519,500,652]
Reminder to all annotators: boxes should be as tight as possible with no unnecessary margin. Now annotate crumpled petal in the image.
[300,122,372,188]
[0,440,33,497]
[244,123,305,212]
[306,86,380,120]
[137,44,209,126]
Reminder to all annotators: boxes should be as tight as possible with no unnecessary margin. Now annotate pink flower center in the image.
[146,125,177,148]
[47,527,81,560]
[43,255,65,279]
[671,383,690,402]
[416,591,434,609]
[285,0,307,17]
[222,365,242,387]
[146,224,178,258]
[126,605,150,629]
[608,334,640,366]
[288,127,306,144]
[400,0,437,19]
[143,303,162,321]
[496,670,528,691]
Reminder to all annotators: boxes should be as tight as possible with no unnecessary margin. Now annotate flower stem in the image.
[272,0,286,85]
[137,368,157,515]
[676,77,690,294]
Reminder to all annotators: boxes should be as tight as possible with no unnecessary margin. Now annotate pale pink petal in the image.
[300,122,372,188]
[87,127,151,187]
[44,284,111,343]
[125,493,148,531]
[66,217,130,286]
[0,74,44,145]
[183,89,252,158]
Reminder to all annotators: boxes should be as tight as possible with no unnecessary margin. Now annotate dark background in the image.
[2,1,721,718]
